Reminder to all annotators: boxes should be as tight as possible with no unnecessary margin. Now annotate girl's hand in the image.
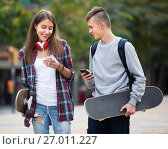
[43,57,59,69]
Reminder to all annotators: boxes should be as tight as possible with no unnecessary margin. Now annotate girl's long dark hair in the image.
[25,10,62,64]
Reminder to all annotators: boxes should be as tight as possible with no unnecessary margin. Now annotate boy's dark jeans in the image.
[87,115,130,134]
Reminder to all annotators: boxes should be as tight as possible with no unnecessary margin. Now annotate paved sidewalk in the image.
[0,96,168,134]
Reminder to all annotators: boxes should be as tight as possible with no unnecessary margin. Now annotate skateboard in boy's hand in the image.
[84,86,163,121]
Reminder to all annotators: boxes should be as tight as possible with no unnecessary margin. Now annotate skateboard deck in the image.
[15,89,28,114]
[84,86,163,120]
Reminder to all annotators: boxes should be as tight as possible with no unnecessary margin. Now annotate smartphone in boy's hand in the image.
[80,69,90,75]
[80,69,94,83]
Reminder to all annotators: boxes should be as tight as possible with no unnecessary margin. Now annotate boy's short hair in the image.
[85,6,111,28]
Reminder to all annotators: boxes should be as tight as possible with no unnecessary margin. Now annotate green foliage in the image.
[102,0,168,69]
[0,0,101,72]
[0,0,34,48]
[101,0,168,88]
[123,0,168,68]
[1,0,167,74]
[50,0,101,71]
[101,0,133,40]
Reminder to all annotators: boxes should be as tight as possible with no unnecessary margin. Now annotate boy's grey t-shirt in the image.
[85,37,146,106]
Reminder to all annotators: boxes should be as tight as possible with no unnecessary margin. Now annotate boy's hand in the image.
[120,103,136,117]
[81,73,94,83]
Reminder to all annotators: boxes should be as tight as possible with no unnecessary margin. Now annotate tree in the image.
[0,0,34,48]
[0,0,101,70]
[50,0,101,70]
[102,0,168,92]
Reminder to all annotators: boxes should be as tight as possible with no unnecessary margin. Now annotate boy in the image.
[81,6,146,134]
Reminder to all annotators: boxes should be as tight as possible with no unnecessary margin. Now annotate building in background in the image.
[0,46,21,105]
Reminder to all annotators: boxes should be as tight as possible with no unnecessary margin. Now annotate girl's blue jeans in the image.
[32,103,71,134]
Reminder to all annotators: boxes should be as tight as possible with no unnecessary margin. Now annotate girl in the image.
[19,10,75,134]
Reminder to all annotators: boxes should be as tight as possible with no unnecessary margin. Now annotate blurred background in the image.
[0,0,168,133]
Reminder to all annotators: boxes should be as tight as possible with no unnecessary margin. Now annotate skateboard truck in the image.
[24,91,35,114]
[141,110,146,112]
[24,96,32,114]
[99,119,105,121]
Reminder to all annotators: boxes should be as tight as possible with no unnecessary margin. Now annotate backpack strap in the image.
[91,41,99,58]
[118,38,135,89]
[91,39,135,89]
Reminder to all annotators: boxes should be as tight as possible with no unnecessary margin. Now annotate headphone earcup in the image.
[35,42,42,50]
[35,41,48,50]
[43,41,49,50]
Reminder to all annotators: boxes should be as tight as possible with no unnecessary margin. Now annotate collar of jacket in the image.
[32,48,37,64]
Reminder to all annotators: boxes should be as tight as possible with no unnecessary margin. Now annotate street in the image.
[0,96,168,134]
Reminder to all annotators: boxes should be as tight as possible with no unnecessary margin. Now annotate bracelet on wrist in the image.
[57,63,61,70]
[60,65,64,73]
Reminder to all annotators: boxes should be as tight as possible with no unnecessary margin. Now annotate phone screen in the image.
[80,69,90,74]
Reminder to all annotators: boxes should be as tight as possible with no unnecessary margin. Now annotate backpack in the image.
[91,38,135,89]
